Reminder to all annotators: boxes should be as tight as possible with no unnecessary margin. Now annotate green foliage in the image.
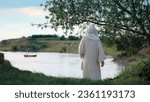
[59,46,67,53]
[29,34,59,40]
[60,35,66,40]
[0,53,4,65]
[12,46,18,51]
[136,58,150,81]
[102,43,118,56]
[114,33,146,55]
[28,34,80,41]
[113,58,150,84]
[68,35,80,40]
[39,0,150,55]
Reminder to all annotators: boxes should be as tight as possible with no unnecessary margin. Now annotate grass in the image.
[0,55,150,85]
[102,43,119,56]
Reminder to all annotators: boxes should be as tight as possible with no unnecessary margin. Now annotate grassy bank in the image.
[0,57,108,85]
[0,53,150,85]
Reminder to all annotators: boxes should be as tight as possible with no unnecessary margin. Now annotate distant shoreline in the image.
[0,37,80,53]
[1,37,149,67]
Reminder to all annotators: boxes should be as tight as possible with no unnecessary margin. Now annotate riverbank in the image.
[1,38,150,84]
[0,53,150,84]
[0,37,118,55]
[0,38,79,53]
[1,37,149,67]
[0,53,108,85]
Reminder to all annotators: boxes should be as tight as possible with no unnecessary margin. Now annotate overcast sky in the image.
[0,0,67,41]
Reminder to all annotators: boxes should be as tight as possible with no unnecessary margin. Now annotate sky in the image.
[0,0,67,41]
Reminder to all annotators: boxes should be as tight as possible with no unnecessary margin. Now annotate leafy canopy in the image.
[35,0,150,54]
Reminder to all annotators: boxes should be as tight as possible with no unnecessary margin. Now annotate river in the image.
[2,52,123,79]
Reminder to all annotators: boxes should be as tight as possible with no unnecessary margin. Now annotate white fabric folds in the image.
[78,24,106,80]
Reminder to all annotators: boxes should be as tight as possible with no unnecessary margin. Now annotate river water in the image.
[2,52,123,79]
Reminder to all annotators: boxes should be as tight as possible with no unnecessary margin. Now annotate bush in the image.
[68,35,80,40]
[115,34,146,55]
[28,34,59,40]
[59,35,66,40]
[40,44,47,48]
[0,53,4,64]
[137,58,150,81]
[59,46,67,53]
[12,46,18,51]
[113,58,150,84]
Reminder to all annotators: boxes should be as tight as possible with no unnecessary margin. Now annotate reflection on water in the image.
[3,52,123,79]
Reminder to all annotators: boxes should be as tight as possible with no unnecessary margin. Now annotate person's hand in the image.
[80,54,84,58]
[101,61,105,67]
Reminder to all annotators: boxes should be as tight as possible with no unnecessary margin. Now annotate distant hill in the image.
[0,36,79,53]
[0,34,122,56]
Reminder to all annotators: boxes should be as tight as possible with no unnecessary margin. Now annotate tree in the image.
[12,46,18,51]
[59,35,66,40]
[68,35,80,40]
[36,0,150,54]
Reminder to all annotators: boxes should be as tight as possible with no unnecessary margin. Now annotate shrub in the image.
[113,58,150,84]
[115,34,145,55]
[68,35,80,40]
[137,58,150,81]
[60,35,66,40]
[0,53,4,64]
[59,46,67,53]
[12,46,18,51]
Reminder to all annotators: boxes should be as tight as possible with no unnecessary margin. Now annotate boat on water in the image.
[24,54,37,57]
[24,48,37,57]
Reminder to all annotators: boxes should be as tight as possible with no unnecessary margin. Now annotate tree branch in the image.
[114,0,148,36]
[114,0,132,15]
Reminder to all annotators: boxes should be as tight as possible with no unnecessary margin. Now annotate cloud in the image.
[14,7,47,17]
[0,6,80,41]
[0,7,47,17]
[0,7,49,39]
[0,23,65,41]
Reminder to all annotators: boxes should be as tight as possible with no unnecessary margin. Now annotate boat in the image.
[24,48,37,57]
[24,54,37,57]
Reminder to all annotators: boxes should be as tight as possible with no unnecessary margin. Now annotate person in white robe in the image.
[78,24,106,80]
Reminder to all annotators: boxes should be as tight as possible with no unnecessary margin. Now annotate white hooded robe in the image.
[78,24,106,80]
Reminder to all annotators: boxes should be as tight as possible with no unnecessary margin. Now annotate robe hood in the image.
[84,24,99,40]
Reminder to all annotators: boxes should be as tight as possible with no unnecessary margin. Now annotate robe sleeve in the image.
[98,40,106,62]
[78,38,84,58]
